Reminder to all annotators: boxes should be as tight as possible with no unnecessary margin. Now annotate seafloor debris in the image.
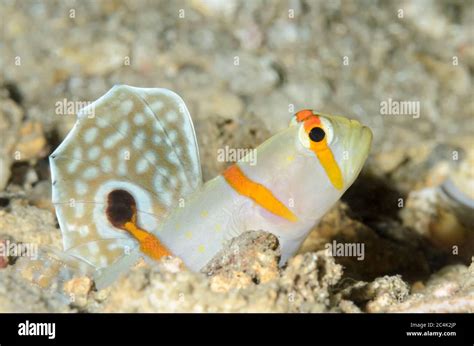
[400,148,474,263]
[0,92,23,190]
[298,202,431,282]
[385,261,474,313]
[0,201,62,249]
[335,275,410,313]
[202,230,281,292]
[0,87,48,192]
[0,238,12,269]
[101,231,344,313]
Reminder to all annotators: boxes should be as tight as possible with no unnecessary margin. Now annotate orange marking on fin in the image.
[223,165,298,222]
[106,189,171,261]
[123,217,171,261]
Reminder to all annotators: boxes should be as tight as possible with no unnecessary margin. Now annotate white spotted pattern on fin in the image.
[50,85,202,269]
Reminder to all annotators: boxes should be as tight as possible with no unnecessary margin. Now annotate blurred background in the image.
[0,0,473,312]
[2,1,472,171]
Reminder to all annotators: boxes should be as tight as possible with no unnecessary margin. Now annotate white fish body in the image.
[49,85,372,287]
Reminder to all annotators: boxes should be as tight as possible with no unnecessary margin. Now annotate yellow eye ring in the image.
[298,124,310,148]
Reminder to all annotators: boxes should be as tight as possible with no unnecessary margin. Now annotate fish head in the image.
[251,109,372,224]
[289,109,372,193]
[245,109,372,225]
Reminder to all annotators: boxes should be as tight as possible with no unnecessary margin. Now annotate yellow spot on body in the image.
[185,231,193,239]
[214,224,222,232]
[286,155,295,163]
[197,245,205,253]
[200,210,208,218]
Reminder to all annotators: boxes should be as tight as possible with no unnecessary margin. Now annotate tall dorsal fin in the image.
[50,85,202,269]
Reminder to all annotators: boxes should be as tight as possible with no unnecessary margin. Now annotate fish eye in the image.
[298,124,310,148]
[309,127,325,142]
[319,117,334,144]
[297,115,334,148]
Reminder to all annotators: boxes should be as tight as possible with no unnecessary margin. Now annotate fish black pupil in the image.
[309,127,325,142]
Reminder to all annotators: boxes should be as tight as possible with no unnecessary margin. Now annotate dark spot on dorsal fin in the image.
[106,189,136,229]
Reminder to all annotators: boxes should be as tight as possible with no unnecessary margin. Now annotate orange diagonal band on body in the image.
[223,165,298,222]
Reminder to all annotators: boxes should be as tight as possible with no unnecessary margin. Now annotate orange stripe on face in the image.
[295,109,314,122]
[310,141,343,190]
[222,165,298,222]
[303,115,343,190]
[303,115,321,131]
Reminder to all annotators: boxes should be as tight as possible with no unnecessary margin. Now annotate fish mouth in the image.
[341,123,373,188]
[360,126,373,148]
